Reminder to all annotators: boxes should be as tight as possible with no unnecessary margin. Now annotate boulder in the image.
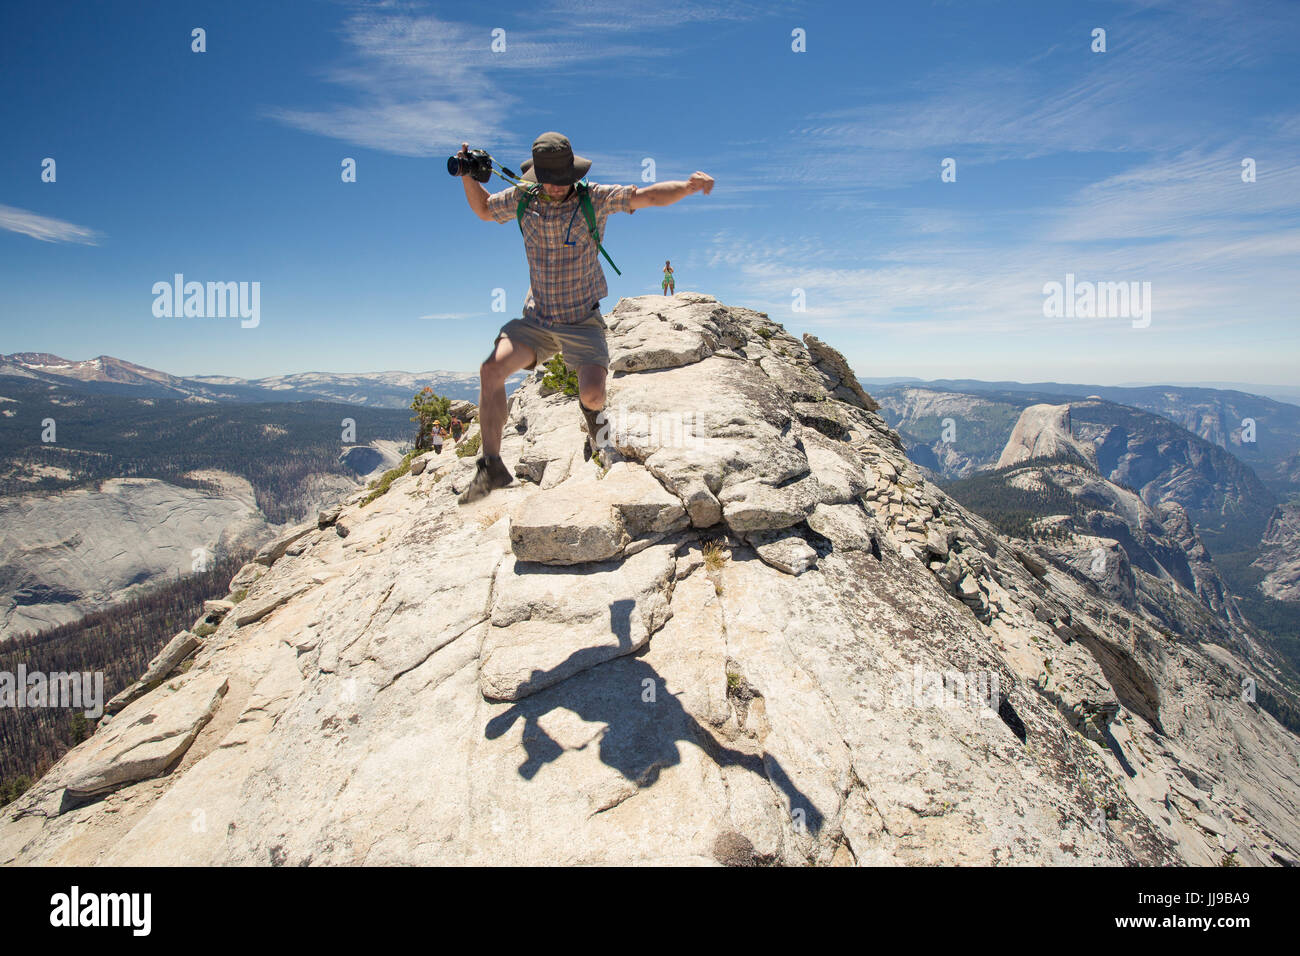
[1014,546,1048,578]
[597,463,690,536]
[448,399,478,421]
[509,485,630,565]
[202,599,235,619]
[720,476,818,532]
[801,429,873,504]
[509,464,690,565]
[607,355,809,531]
[607,310,714,372]
[64,674,228,803]
[233,582,315,627]
[228,562,265,592]
[253,522,316,567]
[745,529,819,575]
[807,503,877,552]
[924,527,956,560]
[104,630,204,715]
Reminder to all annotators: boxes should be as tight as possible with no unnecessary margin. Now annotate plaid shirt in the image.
[486,182,637,326]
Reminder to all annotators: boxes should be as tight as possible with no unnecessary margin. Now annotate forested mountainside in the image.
[0,551,249,804]
[0,376,412,523]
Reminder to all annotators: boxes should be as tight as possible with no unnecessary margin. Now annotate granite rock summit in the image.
[3,294,1297,867]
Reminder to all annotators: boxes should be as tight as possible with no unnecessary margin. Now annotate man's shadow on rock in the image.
[484,599,824,835]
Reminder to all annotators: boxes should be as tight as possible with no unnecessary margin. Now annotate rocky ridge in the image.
[1254,502,1300,603]
[2,294,1298,867]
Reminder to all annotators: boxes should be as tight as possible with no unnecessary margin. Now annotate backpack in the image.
[515,179,622,276]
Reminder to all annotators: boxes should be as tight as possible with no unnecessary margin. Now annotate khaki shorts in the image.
[491,306,609,371]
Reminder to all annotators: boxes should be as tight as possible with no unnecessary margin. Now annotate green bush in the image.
[456,432,482,458]
[362,448,421,505]
[68,712,89,745]
[0,775,32,809]
[542,355,579,396]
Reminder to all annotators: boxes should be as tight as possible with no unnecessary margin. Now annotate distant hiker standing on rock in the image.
[453,131,714,504]
[662,260,675,295]
[431,422,445,454]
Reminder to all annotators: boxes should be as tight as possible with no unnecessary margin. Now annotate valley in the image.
[0,371,416,641]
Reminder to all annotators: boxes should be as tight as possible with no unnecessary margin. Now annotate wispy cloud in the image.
[1047,145,1300,242]
[690,0,1300,354]
[539,0,777,32]
[703,213,1300,340]
[784,1,1300,188]
[0,205,101,245]
[266,2,770,157]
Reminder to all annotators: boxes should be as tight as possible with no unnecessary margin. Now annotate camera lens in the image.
[447,156,464,176]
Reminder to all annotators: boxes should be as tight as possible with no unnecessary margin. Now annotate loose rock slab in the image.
[63,673,229,803]
[746,529,819,575]
[509,464,688,565]
[509,483,629,565]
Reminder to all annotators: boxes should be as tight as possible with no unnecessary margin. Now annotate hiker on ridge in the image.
[662,260,675,295]
[453,131,714,504]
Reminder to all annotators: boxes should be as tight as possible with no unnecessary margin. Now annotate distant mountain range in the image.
[0,353,523,407]
[863,377,1300,408]
[868,378,1300,496]
[939,400,1300,700]
[875,382,1300,684]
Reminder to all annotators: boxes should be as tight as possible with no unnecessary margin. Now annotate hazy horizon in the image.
[5,347,1297,402]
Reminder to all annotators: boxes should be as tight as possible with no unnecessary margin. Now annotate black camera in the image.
[447,148,493,183]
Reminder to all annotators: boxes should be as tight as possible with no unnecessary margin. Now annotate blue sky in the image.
[2,0,1297,386]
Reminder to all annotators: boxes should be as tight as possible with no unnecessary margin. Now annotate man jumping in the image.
[453,131,714,504]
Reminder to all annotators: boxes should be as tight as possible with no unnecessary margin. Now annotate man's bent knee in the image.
[482,336,535,384]
[577,371,607,410]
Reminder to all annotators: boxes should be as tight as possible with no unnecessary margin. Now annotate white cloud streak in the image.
[266,2,776,156]
[0,205,101,245]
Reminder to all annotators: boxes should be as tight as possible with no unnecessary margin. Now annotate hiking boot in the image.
[457,455,513,505]
[580,401,606,462]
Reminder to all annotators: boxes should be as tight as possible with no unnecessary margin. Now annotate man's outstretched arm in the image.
[628,171,714,210]
[457,141,494,221]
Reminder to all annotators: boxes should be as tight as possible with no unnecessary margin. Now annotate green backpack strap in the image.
[515,181,621,276]
[576,180,621,276]
[515,183,538,233]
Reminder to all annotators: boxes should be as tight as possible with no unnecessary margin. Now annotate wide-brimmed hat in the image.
[519,131,591,185]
